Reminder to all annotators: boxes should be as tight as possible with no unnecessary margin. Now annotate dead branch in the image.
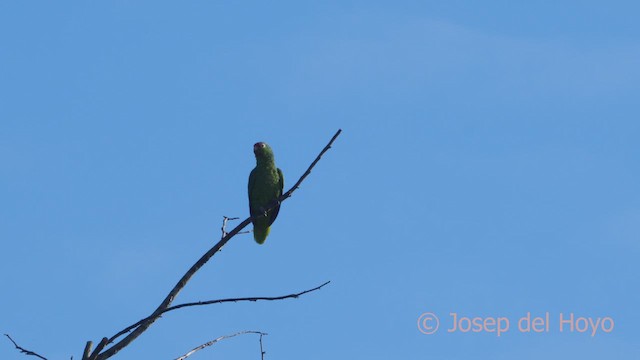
[220,216,249,242]
[259,332,266,360]
[282,129,342,200]
[93,129,341,360]
[174,331,267,360]
[165,280,330,312]
[220,216,237,239]
[107,281,329,344]
[82,342,92,360]
[87,338,108,360]
[4,334,48,360]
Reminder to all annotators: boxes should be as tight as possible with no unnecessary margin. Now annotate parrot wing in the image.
[267,167,284,226]
[248,168,257,216]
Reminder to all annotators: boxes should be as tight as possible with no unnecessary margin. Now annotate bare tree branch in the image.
[281,129,342,201]
[165,280,330,312]
[87,338,108,360]
[174,331,267,360]
[81,341,92,360]
[4,334,48,360]
[220,216,237,239]
[259,332,266,360]
[95,129,341,360]
[220,216,248,242]
[107,281,329,344]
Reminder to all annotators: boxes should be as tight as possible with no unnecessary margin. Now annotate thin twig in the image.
[96,129,341,360]
[220,216,238,239]
[107,281,329,345]
[166,280,330,311]
[174,331,267,360]
[4,334,48,360]
[220,217,248,247]
[259,332,266,360]
[282,129,342,201]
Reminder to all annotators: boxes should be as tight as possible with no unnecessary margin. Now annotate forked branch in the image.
[93,129,341,360]
[107,281,329,345]
[174,331,267,360]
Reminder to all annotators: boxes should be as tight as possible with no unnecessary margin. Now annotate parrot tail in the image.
[253,226,270,244]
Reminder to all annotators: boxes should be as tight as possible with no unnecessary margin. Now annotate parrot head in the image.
[253,142,275,161]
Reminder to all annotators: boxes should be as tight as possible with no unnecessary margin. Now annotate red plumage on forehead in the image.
[254,142,266,150]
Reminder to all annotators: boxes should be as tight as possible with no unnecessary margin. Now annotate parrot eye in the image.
[253,142,268,151]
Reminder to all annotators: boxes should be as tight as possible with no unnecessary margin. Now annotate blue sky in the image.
[1,2,639,359]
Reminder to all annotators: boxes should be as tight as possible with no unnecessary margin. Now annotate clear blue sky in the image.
[1,2,639,359]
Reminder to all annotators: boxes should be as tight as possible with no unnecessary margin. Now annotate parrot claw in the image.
[258,206,267,217]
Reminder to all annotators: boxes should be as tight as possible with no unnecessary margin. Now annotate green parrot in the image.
[248,142,284,244]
